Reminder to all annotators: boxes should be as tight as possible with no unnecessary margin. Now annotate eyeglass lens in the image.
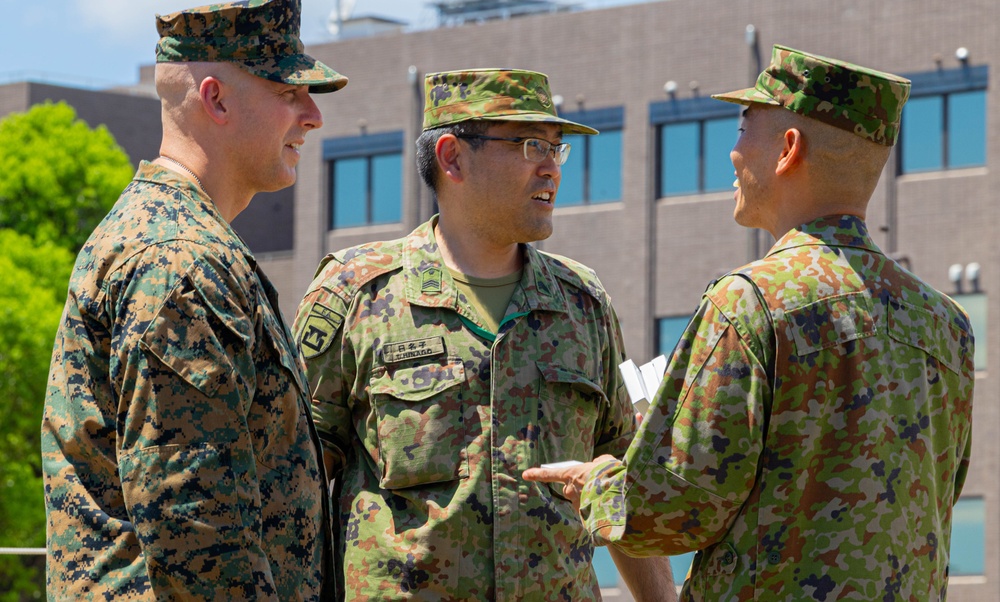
[523,139,570,165]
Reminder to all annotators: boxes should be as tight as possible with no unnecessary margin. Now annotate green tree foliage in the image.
[0,230,74,599]
[0,102,130,599]
[0,101,133,252]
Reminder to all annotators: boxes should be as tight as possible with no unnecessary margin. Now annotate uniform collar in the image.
[767,214,883,258]
[401,216,567,314]
[134,160,257,268]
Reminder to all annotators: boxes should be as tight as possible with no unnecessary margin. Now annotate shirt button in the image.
[768,551,781,564]
[723,551,736,565]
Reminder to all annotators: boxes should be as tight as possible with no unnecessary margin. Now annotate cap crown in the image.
[713,45,910,146]
[157,0,300,63]
[422,69,597,135]
[156,0,347,93]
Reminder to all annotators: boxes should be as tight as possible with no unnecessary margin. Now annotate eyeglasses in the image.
[456,135,572,166]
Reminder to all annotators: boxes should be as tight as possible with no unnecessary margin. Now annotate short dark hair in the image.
[415,120,491,195]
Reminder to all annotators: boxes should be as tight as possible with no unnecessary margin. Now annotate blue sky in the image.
[1,0,642,90]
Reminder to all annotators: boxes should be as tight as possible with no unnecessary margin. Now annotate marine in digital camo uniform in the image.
[41,1,346,599]
[294,69,645,600]
[528,45,975,600]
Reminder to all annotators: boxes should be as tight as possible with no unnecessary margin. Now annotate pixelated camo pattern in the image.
[581,215,974,601]
[713,44,910,146]
[293,218,635,600]
[42,162,331,600]
[156,0,347,93]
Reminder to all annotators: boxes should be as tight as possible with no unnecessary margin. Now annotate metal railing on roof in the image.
[429,0,579,26]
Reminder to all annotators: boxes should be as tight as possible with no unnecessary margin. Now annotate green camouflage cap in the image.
[712,45,910,146]
[156,0,348,94]
[423,69,598,135]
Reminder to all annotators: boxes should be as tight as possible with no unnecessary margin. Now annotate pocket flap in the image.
[784,292,876,356]
[537,363,606,397]
[889,300,969,374]
[371,360,466,402]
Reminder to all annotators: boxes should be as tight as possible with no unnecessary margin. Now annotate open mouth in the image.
[533,191,553,204]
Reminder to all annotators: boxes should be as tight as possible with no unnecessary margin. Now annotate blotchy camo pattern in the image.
[294,218,635,601]
[42,162,332,600]
[580,215,974,601]
[713,45,910,146]
[423,69,597,135]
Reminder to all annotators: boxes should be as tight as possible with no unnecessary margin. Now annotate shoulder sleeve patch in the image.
[298,301,344,359]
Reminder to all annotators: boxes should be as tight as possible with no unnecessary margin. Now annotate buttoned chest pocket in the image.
[370,359,469,490]
[536,363,604,471]
[783,291,876,356]
[888,299,969,375]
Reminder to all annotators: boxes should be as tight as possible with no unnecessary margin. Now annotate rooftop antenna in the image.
[327,0,358,38]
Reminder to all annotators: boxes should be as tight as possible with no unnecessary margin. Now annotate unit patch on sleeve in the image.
[300,302,343,359]
[381,336,446,364]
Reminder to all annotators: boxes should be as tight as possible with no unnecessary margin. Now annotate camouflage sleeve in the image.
[955,423,973,499]
[117,243,278,599]
[579,276,772,556]
[292,259,353,476]
[592,296,636,460]
[954,310,975,499]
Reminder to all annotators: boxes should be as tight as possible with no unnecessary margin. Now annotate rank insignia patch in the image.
[421,267,442,293]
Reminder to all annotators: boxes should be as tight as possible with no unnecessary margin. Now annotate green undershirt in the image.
[448,267,522,336]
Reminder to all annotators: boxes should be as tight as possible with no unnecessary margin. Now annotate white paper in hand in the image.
[618,359,647,404]
[618,356,666,416]
[539,460,583,469]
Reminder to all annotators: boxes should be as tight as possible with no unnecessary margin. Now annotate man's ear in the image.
[199,76,230,125]
[436,134,464,183]
[776,127,804,176]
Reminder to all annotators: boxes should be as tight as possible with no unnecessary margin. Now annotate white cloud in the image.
[73,0,196,43]
[68,0,347,44]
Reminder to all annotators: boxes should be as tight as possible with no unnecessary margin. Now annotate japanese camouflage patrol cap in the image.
[423,69,598,135]
[155,0,348,94]
[712,44,910,146]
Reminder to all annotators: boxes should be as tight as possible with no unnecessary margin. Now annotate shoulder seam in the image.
[317,242,404,306]
[537,249,607,303]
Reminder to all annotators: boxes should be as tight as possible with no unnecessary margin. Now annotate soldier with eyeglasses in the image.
[293,68,675,600]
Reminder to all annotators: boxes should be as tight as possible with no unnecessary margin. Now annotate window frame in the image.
[323,131,405,230]
[655,314,695,358]
[556,106,625,206]
[950,495,985,577]
[898,65,988,174]
[650,96,741,198]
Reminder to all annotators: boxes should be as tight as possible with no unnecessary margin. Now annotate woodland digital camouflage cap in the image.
[423,69,598,135]
[712,45,910,146]
[156,0,348,93]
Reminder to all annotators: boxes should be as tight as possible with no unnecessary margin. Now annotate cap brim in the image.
[711,86,781,106]
[242,53,348,94]
[470,112,599,135]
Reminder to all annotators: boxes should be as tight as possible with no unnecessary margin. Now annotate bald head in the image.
[731,105,894,238]
[156,63,205,117]
[156,62,248,128]
[764,106,891,211]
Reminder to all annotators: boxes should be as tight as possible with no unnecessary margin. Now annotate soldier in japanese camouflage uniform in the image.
[41,1,346,599]
[294,69,675,600]
[526,45,975,600]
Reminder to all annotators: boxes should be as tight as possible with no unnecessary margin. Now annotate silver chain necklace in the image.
[158,155,204,190]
